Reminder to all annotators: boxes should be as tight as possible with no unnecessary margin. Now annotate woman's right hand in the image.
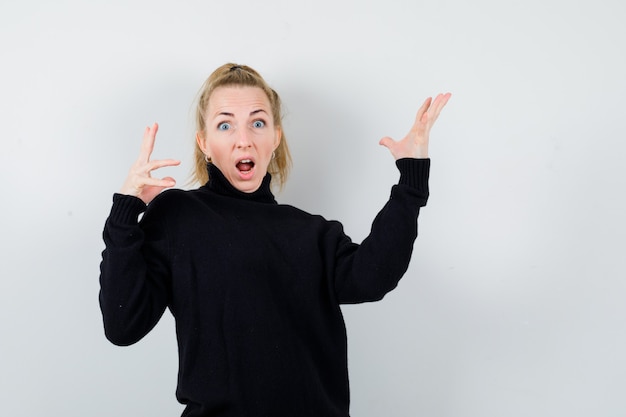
[120,123,181,204]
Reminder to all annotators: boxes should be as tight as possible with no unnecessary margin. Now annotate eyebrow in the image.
[215,109,268,118]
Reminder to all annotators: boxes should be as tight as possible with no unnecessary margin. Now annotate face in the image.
[197,86,281,193]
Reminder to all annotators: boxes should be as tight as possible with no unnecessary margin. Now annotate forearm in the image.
[335,158,430,303]
[99,194,169,346]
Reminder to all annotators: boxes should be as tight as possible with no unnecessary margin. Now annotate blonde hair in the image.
[192,63,291,189]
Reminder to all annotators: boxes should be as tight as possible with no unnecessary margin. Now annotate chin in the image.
[234,178,262,193]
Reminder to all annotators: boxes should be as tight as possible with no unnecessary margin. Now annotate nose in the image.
[236,128,252,148]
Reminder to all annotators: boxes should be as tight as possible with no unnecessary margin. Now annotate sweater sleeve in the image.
[332,158,429,304]
[99,193,172,346]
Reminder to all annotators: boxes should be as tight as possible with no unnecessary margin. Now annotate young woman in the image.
[99,63,450,416]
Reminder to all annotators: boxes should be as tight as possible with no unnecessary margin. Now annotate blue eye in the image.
[218,122,231,131]
[253,120,265,128]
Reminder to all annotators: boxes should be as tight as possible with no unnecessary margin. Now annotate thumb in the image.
[379,136,395,149]
[162,176,176,187]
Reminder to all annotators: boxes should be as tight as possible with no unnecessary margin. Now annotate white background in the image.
[1,0,625,416]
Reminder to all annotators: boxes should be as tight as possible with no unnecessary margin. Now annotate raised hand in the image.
[120,123,181,204]
[379,93,451,159]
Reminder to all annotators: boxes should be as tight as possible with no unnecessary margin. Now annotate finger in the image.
[138,122,159,163]
[423,93,451,126]
[146,158,181,172]
[429,93,452,118]
[128,158,179,181]
[415,97,433,124]
[140,176,176,188]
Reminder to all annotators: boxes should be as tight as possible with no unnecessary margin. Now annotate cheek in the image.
[205,137,226,155]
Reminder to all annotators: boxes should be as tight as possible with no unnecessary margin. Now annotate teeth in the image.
[240,159,252,163]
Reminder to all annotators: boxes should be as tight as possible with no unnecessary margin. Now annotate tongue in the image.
[237,162,254,172]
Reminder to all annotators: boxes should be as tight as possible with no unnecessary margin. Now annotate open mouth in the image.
[236,159,255,173]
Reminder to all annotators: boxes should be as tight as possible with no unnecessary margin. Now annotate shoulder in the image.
[275,202,327,222]
[143,188,209,219]
[150,187,215,205]
[146,188,188,210]
[151,188,189,203]
[275,202,346,238]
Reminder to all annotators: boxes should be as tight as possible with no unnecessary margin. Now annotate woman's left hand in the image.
[379,92,451,159]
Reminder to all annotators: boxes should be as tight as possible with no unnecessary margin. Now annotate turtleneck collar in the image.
[201,163,277,204]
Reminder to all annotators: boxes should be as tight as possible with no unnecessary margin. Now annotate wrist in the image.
[413,144,428,159]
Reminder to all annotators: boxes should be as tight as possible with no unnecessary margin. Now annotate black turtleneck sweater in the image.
[99,158,430,417]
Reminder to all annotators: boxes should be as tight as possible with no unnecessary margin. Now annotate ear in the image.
[196,131,209,155]
[273,127,282,150]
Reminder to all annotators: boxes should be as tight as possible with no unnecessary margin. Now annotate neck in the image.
[203,163,276,204]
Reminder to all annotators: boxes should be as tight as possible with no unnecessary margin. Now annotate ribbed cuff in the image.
[109,193,147,225]
[396,158,430,190]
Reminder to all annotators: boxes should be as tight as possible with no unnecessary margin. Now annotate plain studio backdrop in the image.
[1,0,624,416]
